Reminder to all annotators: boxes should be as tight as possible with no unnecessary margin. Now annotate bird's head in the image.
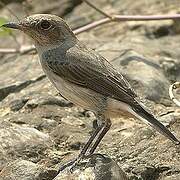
[2,14,76,47]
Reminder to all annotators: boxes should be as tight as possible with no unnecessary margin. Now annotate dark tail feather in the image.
[132,104,180,145]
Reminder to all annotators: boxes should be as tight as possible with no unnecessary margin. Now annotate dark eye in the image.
[40,20,51,30]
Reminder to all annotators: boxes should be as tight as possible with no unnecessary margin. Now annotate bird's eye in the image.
[40,20,51,30]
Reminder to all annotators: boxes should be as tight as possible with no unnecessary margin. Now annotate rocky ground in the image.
[0,0,180,180]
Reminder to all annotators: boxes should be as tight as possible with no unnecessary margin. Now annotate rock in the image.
[159,57,180,82]
[100,116,180,180]
[0,121,53,170]
[8,98,29,111]
[0,54,45,101]
[25,95,72,109]
[111,50,170,103]
[55,154,128,180]
[50,122,89,150]
[0,159,57,180]
[172,18,180,34]
[69,141,81,150]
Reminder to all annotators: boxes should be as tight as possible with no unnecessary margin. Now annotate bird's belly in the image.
[42,65,133,118]
[49,73,133,118]
[47,73,104,111]
[105,98,133,118]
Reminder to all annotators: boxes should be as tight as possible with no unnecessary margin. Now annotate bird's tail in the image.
[131,102,179,145]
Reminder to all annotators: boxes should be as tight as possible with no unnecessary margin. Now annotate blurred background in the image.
[0,0,180,180]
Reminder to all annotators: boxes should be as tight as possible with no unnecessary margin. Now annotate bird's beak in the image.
[1,22,22,30]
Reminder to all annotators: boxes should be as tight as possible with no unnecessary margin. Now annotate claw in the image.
[58,154,91,174]
[58,158,77,173]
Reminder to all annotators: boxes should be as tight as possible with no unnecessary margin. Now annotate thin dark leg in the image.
[58,158,77,173]
[77,121,104,160]
[88,118,111,155]
[58,115,110,173]
[58,121,104,172]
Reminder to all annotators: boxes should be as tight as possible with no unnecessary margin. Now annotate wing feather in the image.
[44,44,137,106]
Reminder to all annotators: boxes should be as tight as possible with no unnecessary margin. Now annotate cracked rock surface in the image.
[0,0,180,180]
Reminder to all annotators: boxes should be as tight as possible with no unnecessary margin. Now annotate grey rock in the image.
[25,95,72,109]
[110,50,170,103]
[172,18,180,34]
[9,98,29,111]
[0,159,57,180]
[0,54,45,101]
[50,122,89,150]
[0,121,53,170]
[55,154,128,180]
[159,57,180,82]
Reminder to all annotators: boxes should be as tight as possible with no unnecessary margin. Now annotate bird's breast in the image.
[40,61,105,112]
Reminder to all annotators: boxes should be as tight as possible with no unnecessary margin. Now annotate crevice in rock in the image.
[153,26,172,38]
[0,75,46,101]
[140,166,170,180]
[120,55,160,69]
[9,98,29,111]
[113,49,160,69]
[145,26,173,39]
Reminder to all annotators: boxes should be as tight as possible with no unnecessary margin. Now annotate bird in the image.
[2,14,179,170]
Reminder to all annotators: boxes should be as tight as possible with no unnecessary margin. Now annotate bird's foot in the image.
[58,157,77,173]
[58,154,91,173]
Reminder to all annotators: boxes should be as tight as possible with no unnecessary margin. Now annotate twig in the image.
[114,14,180,21]
[73,17,110,34]
[169,82,180,107]
[74,14,180,34]
[82,0,112,19]
[0,48,19,53]
[0,45,35,54]
[1,14,180,54]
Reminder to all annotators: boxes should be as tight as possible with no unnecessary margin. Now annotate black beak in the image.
[1,22,22,30]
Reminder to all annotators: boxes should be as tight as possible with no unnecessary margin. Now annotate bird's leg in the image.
[58,117,104,172]
[69,116,111,172]
[77,121,104,160]
[87,118,111,155]
[76,115,110,160]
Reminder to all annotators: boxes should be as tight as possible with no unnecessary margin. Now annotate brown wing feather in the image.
[43,43,137,106]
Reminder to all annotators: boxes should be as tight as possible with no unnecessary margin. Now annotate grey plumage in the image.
[41,41,137,105]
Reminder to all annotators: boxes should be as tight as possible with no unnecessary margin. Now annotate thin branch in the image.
[0,48,19,53]
[82,0,112,19]
[0,45,35,54]
[169,82,180,107]
[114,14,180,21]
[74,14,180,34]
[1,14,180,54]
[73,17,110,34]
